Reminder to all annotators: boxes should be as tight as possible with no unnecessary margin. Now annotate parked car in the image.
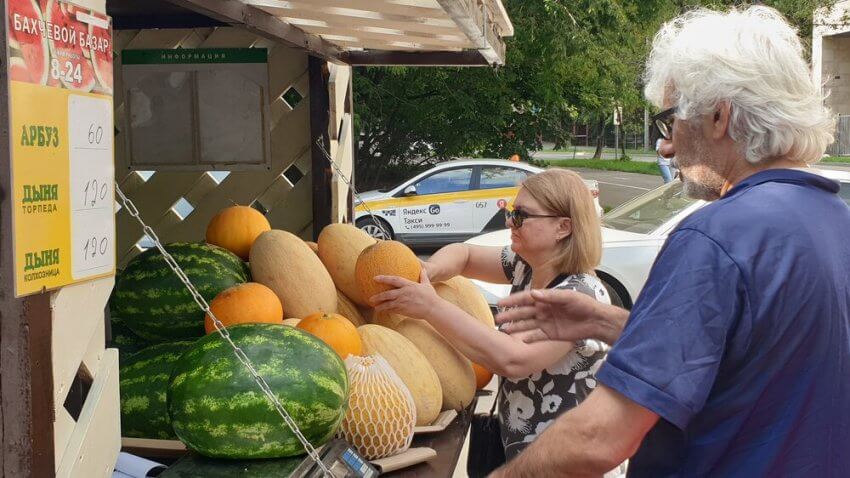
[467,167,850,309]
[354,159,602,247]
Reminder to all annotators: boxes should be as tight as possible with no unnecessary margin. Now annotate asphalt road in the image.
[569,168,663,209]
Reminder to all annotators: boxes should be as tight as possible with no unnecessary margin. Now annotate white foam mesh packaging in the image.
[338,354,416,460]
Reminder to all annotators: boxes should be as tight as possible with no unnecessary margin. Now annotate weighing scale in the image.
[292,439,379,478]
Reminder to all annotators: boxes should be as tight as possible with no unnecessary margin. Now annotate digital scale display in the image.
[290,439,378,478]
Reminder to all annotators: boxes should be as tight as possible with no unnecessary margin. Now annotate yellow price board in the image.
[7,0,114,297]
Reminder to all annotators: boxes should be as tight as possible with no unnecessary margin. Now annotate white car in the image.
[467,167,850,309]
[354,159,602,248]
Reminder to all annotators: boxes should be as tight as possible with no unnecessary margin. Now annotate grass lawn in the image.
[821,156,850,164]
[545,159,662,176]
[548,147,655,155]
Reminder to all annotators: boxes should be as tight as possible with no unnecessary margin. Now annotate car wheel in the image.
[600,278,628,309]
[357,216,393,240]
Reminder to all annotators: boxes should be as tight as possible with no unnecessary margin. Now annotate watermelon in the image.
[108,315,149,359]
[168,323,349,459]
[8,0,49,85]
[120,341,195,439]
[159,454,302,477]
[43,0,96,91]
[112,242,250,342]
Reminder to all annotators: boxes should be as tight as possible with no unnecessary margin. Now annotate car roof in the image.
[431,158,543,171]
[814,166,850,181]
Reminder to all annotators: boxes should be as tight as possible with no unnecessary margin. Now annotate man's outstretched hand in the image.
[496,288,628,346]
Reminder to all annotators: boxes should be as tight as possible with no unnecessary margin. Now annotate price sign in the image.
[69,95,114,279]
[7,0,114,296]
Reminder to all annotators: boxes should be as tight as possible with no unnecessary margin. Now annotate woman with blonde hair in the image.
[370,168,613,465]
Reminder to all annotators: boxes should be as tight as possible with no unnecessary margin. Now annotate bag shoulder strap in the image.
[489,380,501,416]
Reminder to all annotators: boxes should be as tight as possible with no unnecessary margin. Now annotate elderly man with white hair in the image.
[491,6,850,478]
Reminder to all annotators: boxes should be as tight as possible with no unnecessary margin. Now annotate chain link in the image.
[114,186,333,477]
[315,137,391,239]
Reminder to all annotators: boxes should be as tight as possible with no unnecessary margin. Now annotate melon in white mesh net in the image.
[338,354,417,460]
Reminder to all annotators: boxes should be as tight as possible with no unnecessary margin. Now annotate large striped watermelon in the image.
[120,341,195,439]
[112,243,250,342]
[109,316,149,359]
[168,323,349,459]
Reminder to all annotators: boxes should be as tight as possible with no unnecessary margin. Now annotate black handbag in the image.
[467,386,505,477]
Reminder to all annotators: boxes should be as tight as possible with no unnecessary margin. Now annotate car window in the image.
[414,168,473,195]
[839,181,850,206]
[603,181,698,234]
[479,167,529,190]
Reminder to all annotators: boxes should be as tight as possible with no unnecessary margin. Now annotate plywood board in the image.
[55,350,121,478]
[51,276,114,408]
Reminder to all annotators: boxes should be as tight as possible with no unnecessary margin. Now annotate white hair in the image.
[644,6,835,164]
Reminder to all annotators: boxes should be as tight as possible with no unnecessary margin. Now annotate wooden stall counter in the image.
[134,400,476,477]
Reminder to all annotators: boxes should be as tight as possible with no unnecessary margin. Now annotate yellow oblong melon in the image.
[370,311,407,330]
[394,319,476,411]
[318,224,376,305]
[250,230,337,318]
[358,324,442,426]
[337,290,367,327]
[434,276,495,329]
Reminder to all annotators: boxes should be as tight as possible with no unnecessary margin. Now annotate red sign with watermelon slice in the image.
[8,0,112,94]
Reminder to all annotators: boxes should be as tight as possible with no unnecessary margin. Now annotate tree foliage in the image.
[353,0,838,189]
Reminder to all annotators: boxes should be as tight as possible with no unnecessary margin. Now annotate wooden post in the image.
[309,55,332,240]
[345,70,355,223]
[0,8,56,476]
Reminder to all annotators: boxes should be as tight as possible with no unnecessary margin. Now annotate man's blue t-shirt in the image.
[596,169,850,477]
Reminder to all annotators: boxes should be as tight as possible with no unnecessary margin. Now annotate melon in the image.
[44,0,96,91]
[337,290,366,326]
[204,282,283,334]
[370,311,407,330]
[318,224,376,305]
[339,355,415,460]
[394,319,476,411]
[249,230,337,318]
[358,324,442,426]
[355,241,421,305]
[282,318,301,327]
[434,276,496,329]
[8,0,49,85]
[168,323,349,459]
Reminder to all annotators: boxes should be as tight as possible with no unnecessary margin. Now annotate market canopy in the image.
[108,0,514,66]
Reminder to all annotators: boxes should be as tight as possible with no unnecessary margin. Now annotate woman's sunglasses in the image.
[503,208,565,228]
[652,106,677,140]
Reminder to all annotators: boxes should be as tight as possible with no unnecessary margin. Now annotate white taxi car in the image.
[354,159,602,247]
[467,167,850,309]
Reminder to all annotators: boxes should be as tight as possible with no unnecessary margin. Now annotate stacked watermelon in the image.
[112,242,250,342]
[168,323,349,458]
[120,341,195,439]
[112,242,250,441]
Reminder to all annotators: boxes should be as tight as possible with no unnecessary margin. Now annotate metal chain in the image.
[114,186,332,477]
[315,137,391,239]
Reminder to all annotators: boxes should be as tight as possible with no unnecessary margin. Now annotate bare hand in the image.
[369,269,440,319]
[495,288,604,343]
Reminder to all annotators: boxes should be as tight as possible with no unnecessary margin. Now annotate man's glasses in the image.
[652,106,677,140]
[503,208,564,229]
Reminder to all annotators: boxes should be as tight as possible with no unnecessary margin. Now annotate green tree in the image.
[353,0,838,189]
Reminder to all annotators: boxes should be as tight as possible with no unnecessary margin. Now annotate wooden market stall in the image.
[0,0,512,476]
